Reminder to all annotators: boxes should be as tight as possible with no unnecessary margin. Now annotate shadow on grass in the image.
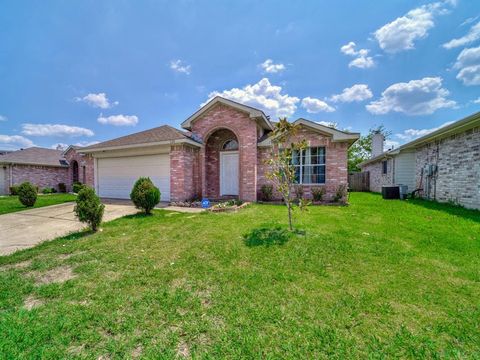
[408,198,480,223]
[243,225,293,247]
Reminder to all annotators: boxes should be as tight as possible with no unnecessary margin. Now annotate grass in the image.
[0,193,77,215]
[0,192,479,358]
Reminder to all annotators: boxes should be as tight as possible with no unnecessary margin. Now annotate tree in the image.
[265,118,308,231]
[17,182,37,207]
[130,177,161,215]
[348,125,391,172]
[74,186,104,231]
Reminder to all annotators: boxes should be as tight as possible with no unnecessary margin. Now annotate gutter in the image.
[81,137,202,153]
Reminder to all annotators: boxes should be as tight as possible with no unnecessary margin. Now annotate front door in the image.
[220,151,239,196]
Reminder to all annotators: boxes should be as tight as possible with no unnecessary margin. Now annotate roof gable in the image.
[81,125,200,152]
[181,96,273,131]
[0,147,67,167]
[258,118,360,147]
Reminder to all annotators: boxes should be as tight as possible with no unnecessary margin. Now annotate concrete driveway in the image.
[0,202,138,256]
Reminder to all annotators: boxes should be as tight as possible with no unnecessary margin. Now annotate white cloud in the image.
[473,97,480,104]
[316,121,338,128]
[0,115,7,121]
[461,16,479,27]
[301,97,335,113]
[97,114,138,126]
[330,84,373,103]
[374,1,455,53]
[51,140,100,150]
[203,78,300,118]
[443,22,480,49]
[170,59,191,75]
[366,77,456,115]
[75,140,100,147]
[22,124,94,137]
[395,121,455,142]
[75,93,118,109]
[384,139,401,150]
[453,46,480,85]
[340,42,375,69]
[50,143,68,150]
[0,135,35,150]
[260,59,286,74]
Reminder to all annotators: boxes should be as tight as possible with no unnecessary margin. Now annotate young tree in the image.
[130,177,161,215]
[348,125,391,172]
[265,118,308,231]
[74,187,105,231]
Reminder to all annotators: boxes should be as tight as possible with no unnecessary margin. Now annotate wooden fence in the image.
[348,171,370,192]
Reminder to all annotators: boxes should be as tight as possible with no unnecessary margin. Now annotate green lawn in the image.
[1,193,479,358]
[0,193,77,215]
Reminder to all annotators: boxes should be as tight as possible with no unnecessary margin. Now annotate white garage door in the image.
[97,154,170,201]
[0,166,6,195]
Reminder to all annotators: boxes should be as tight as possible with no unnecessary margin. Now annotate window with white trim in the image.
[292,147,326,184]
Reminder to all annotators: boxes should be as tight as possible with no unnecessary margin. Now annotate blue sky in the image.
[1,0,479,150]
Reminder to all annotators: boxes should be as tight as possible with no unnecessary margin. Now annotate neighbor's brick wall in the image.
[361,158,394,193]
[8,164,68,192]
[170,144,200,202]
[257,126,350,201]
[415,126,480,209]
[190,103,258,201]
[64,149,94,191]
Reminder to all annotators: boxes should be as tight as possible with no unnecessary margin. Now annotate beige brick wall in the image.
[361,158,394,193]
[415,126,480,209]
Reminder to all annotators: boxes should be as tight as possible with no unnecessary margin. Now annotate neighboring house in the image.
[359,111,480,210]
[81,97,359,202]
[0,147,94,195]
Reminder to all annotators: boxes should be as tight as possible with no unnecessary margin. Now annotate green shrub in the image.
[294,185,304,200]
[72,182,84,193]
[9,185,19,195]
[58,183,66,193]
[260,184,273,201]
[333,184,348,203]
[74,187,104,231]
[311,186,326,202]
[42,187,53,194]
[17,182,37,207]
[130,177,161,214]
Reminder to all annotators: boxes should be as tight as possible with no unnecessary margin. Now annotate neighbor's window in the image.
[222,139,238,150]
[292,147,326,184]
[382,160,388,174]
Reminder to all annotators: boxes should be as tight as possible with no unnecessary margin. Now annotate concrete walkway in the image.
[0,202,137,256]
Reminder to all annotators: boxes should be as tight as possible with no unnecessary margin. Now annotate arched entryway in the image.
[71,160,79,183]
[204,128,239,199]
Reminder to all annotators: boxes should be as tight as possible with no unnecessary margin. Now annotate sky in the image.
[1,0,480,151]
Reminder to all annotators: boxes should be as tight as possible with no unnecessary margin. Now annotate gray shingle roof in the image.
[82,125,194,151]
[0,147,67,167]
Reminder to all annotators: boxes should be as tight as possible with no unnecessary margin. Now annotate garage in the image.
[96,154,170,201]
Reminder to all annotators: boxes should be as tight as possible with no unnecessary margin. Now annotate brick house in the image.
[81,97,359,202]
[0,147,94,195]
[359,111,480,210]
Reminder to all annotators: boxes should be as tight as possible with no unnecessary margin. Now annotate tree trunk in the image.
[287,202,293,231]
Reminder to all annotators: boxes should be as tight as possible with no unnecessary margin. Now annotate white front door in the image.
[220,151,239,196]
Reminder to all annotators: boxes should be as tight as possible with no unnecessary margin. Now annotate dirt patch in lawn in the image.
[176,341,190,358]
[29,265,76,285]
[58,250,88,261]
[23,295,44,310]
[131,345,143,359]
[67,344,85,356]
[0,259,32,272]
